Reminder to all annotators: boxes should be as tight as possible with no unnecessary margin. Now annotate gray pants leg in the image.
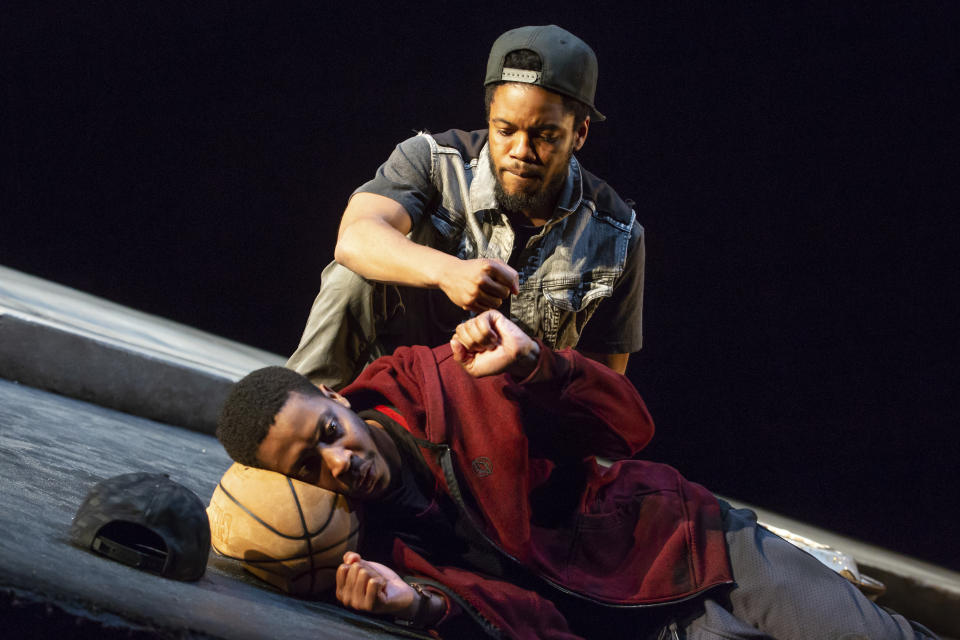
[286,261,400,389]
[286,261,465,389]
[674,507,937,639]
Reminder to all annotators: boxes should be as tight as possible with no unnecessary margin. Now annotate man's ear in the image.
[573,115,590,152]
[317,384,351,408]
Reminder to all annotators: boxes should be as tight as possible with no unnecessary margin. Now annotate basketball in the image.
[206,462,359,597]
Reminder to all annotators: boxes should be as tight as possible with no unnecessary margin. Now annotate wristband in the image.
[402,582,434,629]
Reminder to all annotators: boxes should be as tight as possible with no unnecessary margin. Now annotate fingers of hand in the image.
[478,274,510,300]
[464,260,518,308]
[450,337,470,363]
[492,313,538,369]
[465,277,506,311]
[468,313,500,348]
[492,311,530,345]
[364,573,385,611]
[452,323,476,352]
[467,290,503,312]
[479,310,500,342]
[336,561,384,612]
[456,312,501,351]
[336,562,364,607]
[484,259,520,295]
[335,563,349,603]
[456,284,500,312]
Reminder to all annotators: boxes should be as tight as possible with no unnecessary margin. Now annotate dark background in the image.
[2,3,956,570]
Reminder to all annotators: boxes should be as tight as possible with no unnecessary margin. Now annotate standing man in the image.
[287,25,645,389]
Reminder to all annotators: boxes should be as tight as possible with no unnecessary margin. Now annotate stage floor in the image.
[0,378,427,639]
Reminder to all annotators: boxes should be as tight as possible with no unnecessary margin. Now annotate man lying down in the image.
[216,310,937,639]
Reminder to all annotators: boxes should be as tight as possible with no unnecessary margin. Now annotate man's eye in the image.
[296,461,315,480]
[497,129,513,137]
[296,451,326,480]
[322,420,339,441]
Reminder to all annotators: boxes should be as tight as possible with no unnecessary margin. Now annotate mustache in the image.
[349,454,364,475]
[504,163,543,178]
[342,454,371,489]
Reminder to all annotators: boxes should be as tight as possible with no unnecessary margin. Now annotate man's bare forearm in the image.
[335,216,456,288]
[334,194,518,312]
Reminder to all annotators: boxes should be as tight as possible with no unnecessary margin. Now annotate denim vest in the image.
[408,130,643,351]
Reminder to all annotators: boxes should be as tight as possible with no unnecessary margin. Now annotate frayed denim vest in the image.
[414,130,639,349]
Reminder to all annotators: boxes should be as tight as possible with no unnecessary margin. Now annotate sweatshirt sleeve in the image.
[392,540,582,640]
[509,342,654,460]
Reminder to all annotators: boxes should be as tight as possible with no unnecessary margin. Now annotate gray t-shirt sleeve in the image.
[576,222,645,353]
[352,134,436,227]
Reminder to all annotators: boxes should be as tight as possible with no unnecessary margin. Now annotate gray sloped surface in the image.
[0,379,423,639]
[0,265,284,434]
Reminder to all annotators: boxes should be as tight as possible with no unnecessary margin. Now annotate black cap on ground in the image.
[70,472,210,581]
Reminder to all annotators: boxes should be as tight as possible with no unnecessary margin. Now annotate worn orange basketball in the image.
[206,463,359,597]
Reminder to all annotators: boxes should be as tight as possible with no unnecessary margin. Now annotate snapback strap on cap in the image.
[92,534,167,574]
[501,68,542,84]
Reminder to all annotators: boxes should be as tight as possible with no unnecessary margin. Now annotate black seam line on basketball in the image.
[217,479,348,537]
[216,480,310,540]
[223,522,362,565]
[287,476,316,594]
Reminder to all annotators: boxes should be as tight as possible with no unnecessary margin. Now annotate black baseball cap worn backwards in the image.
[71,472,210,581]
[484,24,606,122]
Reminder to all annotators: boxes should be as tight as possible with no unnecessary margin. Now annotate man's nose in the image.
[321,446,352,479]
[509,132,536,162]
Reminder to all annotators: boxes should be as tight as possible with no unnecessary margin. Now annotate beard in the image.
[489,148,573,218]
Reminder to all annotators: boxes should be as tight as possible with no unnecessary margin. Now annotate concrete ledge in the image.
[0,314,237,434]
[0,266,283,433]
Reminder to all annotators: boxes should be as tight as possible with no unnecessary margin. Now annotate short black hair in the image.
[216,366,320,468]
[484,49,590,129]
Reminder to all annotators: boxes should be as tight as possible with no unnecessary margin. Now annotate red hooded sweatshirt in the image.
[342,342,733,639]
